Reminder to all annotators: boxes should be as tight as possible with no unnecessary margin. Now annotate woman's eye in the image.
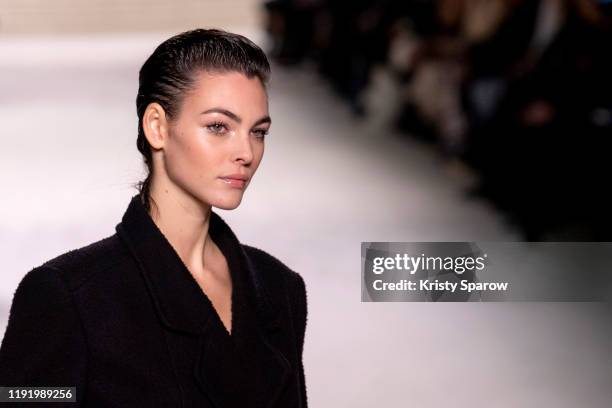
[207,122,228,134]
[253,129,269,139]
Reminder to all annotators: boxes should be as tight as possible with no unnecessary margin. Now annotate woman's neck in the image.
[148,176,212,275]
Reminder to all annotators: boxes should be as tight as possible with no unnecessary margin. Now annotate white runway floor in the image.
[1,32,611,407]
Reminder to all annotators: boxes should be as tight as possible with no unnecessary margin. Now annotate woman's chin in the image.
[211,195,243,210]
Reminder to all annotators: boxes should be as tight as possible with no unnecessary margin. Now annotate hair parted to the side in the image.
[133,28,271,214]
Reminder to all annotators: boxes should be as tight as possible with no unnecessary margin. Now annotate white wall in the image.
[0,0,263,34]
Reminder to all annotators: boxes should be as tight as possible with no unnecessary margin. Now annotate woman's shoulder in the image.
[2,234,129,357]
[29,233,131,292]
[241,244,304,285]
[241,244,306,300]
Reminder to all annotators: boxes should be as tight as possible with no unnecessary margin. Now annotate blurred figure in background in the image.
[262,0,612,241]
[264,0,397,115]
[462,0,612,240]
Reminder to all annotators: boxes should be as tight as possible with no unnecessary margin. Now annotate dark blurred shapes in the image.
[262,0,612,241]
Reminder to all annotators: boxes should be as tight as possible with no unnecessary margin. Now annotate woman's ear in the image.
[143,102,169,150]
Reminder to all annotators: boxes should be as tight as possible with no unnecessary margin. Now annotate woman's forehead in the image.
[181,71,269,117]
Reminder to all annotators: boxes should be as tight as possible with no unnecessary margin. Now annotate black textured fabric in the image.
[0,194,308,407]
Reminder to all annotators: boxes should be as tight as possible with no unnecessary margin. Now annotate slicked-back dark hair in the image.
[134,28,271,213]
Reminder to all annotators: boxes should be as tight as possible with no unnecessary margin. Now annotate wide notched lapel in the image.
[115,194,293,407]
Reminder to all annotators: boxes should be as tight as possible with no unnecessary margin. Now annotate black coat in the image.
[0,194,308,407]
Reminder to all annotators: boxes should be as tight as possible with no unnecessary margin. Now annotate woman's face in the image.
[161,70,270,211]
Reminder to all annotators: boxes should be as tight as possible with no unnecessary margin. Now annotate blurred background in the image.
[1,1,611,407]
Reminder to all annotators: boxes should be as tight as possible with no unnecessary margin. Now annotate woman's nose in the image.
[232,131,254,164]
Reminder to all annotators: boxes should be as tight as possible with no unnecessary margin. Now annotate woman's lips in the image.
[219,177,246,189]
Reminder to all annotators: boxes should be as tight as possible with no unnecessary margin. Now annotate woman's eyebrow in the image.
[201,107,271,127]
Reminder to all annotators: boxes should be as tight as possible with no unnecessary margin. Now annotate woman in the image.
[0,28,308,407]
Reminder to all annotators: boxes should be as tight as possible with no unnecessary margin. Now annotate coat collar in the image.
[115,194,293,407]
[114,193,279,337]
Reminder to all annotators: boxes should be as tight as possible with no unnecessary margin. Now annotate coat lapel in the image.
[115,194,292,407]
[115,194,213,335]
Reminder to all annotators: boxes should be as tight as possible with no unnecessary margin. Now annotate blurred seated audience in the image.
[262,0,612,240]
